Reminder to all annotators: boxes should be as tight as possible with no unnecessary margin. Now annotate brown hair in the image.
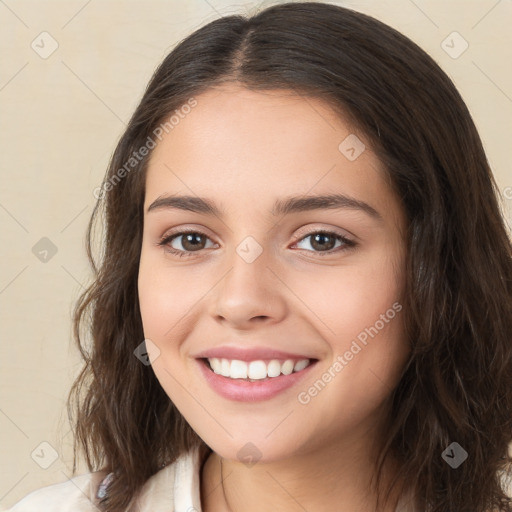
[67,2,512,511]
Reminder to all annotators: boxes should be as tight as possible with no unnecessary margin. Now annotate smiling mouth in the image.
[201,357,318,381]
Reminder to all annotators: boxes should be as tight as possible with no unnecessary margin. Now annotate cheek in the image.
[287,252,403,346]
[300,310,407,439]
[138,270,176,341]
[137,251,205,340]
[137,257,196,403]
[137,252,214,400]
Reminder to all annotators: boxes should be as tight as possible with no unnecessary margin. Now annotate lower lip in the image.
[197,359,317,402]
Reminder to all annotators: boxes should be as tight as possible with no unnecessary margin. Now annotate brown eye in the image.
[293,230,356,255]
[309,232,337,251]
[158,230,215,257]
[174,232,208,251]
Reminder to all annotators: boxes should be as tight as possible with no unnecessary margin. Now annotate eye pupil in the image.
[163,229,351,258]
[311,233,335,251]
[182,233,205,251]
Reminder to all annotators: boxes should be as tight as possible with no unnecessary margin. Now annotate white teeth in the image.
[230,359,248,379]
[294,359,310,372]
[281,360,294,375]
[206,357,312,380]
[248,361,267,380]
[210,357,222,374]
[220,359,231,377]
[267,360,281,378]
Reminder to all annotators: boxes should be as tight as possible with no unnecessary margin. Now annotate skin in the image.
[138,83,411,512]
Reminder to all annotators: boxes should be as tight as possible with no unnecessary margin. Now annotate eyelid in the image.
[157,225,215,242]
[159,223,354,243]
[290,224,355,243]
[156,225,357,257]
[156,226,216,249]
[289,228,357,256]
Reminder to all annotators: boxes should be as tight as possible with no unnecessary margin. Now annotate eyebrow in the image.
[146,193,383,221]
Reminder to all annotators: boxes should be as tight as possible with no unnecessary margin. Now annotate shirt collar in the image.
[173,445,205,512]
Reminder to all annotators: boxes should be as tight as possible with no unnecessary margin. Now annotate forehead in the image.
[144,84,403,229]
[149,85,357,165]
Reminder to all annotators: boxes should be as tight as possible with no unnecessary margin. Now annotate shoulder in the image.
[6,446,206,512]
[6,470,108,512]
[131,446,205,511]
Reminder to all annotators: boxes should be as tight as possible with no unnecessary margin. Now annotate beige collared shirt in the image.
[7,446,203,512]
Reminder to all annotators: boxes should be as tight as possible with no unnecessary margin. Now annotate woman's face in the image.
[138,84,410,464]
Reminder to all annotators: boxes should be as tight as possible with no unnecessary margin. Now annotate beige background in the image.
[0,0,511,508]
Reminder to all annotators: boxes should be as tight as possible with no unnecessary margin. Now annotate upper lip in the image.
[194,346,317,362]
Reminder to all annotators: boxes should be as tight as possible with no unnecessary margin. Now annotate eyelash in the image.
[157,229,357,258]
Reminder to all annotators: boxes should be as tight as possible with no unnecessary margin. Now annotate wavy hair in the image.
[67,2,512,511]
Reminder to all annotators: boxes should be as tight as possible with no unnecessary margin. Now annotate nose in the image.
[209,243,288,330]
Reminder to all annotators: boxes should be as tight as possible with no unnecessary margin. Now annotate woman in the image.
[9,2,512,511]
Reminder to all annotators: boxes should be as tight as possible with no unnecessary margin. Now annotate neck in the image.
[200,431,406,512]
